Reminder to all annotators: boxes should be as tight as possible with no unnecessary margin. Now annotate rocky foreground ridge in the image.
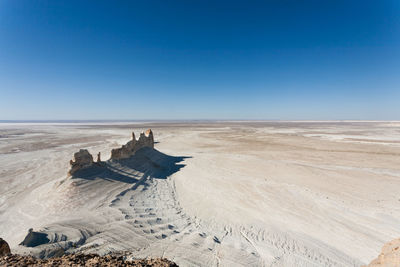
[69,129,154,175]
[0,253,178,267]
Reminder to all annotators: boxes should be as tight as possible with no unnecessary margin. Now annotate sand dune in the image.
[0,122,399,266]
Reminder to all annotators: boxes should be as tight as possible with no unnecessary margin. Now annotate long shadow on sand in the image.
[71,147,191,184]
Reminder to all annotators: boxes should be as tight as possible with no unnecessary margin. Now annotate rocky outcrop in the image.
[364,238,400,267]
[69,149,94,176]
[0,238,11,256]
[19,229,50,247]
[0,254,178,266]
[110,129,154,160]
[68,129,155,174]
[144,129,154,148]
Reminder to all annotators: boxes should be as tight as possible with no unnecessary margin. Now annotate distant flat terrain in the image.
[0,121,399,266]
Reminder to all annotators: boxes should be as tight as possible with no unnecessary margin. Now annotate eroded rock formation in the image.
[144,129,154,147]
[69,149,94,176]
[68,129,155,175]
[19,228,50,248]
[0,238,11,256]
[110,129,154,160]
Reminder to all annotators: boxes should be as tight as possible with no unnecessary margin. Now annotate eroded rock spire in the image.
[69,149,94,176]
[68,129,155,175]
[110,129,154,160]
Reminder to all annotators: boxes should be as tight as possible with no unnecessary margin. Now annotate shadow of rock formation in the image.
[69,129,191,184]
[71,147,190,184]
[18,130,190,259]
[114,147,190,179]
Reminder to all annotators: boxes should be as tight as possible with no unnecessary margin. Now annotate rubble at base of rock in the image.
[0,253,178,267]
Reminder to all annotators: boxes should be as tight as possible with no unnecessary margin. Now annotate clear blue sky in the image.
[0,0,399,120]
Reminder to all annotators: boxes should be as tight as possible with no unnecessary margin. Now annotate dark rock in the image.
[0,253,179,266]
[0,238,11,256]
[19,230,50,247]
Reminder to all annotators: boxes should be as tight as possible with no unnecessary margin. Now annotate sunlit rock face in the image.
[143,129,154,148]
[365,238,400,267]
[68,149,94,175]
[110,129,154,160]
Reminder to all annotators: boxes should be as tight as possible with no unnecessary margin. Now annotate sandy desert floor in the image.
[0,121,399,266]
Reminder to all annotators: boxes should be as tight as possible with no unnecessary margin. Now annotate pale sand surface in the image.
[0,122,399,266]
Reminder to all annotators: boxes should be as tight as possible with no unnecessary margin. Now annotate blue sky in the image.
[0,0,399,120]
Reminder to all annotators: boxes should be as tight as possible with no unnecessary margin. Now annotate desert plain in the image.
[0,121,399,266]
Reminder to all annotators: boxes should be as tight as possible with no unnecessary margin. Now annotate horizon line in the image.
[1,119,399,123]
